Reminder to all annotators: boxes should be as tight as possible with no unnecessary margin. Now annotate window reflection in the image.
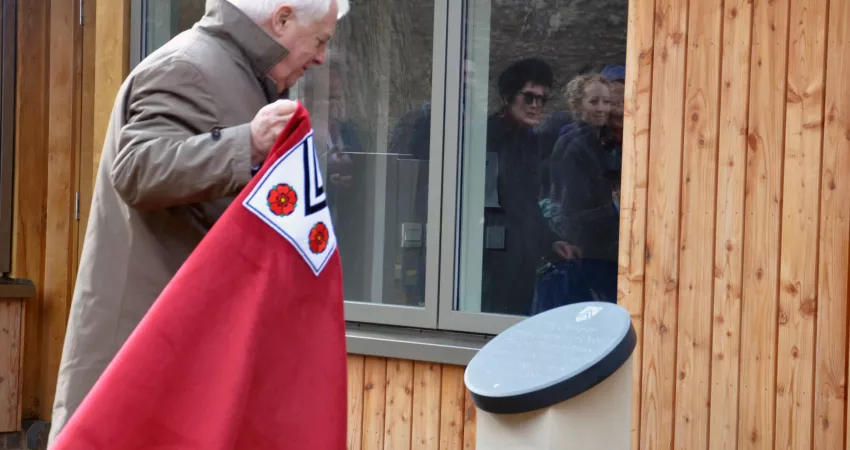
[138,0,629,318]
[300,0,435,307]
[456,0,628,316]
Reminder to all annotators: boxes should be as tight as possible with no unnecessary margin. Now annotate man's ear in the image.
[271,4,294,36]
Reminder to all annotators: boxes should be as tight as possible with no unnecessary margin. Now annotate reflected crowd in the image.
[306,53,625,317]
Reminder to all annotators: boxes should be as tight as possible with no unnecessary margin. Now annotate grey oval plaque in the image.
[464,301,636,414]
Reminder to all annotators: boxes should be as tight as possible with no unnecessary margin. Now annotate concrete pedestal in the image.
[465,302,636,450]
[475,356,632,450]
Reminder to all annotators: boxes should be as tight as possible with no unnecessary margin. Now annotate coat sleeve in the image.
[111,60,254,211]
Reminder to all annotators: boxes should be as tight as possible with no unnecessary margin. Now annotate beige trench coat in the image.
[48,0,288,444]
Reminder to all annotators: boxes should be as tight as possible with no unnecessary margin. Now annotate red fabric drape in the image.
[52,103,347,449]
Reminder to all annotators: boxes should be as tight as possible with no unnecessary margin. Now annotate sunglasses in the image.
[519,91,549,106]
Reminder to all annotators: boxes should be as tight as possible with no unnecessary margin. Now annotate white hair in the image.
[230,0,350,24]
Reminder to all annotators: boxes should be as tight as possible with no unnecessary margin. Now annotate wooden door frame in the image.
[79,0,131,268]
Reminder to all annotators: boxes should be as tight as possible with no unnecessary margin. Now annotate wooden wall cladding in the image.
[346,356,476,450]
[14,0,51,422]
[619,0,850,449]
[0,300,23,432]
[14,0,86,421]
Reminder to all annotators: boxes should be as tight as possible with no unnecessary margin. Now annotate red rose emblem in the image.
[267,184,297,216]
[309,222,330,254]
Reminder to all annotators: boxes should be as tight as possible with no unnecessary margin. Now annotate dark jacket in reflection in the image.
[534,111,572,195]
[549,122,621,263]
[323,120,370,301]
[481,113,562,316]
[537,112,572,160]
[389,102,432,222]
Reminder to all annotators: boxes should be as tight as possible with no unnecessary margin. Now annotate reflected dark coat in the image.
[549,122,621,262]
[481,114,562,315]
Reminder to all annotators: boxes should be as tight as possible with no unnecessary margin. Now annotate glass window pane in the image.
[299,0,435,308]
[136,1,437,309]
[456,0,628,316]
[142,0,205,56]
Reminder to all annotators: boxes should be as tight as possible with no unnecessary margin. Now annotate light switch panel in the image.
[401,222,423,248]
[485,225,506,250]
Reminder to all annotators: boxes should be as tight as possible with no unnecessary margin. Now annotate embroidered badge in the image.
[243,131,337,276]
[266,183,297,217]
[309,222,329,254]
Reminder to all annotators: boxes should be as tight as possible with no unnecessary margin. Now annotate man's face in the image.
[508,82,549,128]
[267,2,339,93]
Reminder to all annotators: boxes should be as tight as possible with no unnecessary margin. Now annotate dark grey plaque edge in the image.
[469,323,637,415]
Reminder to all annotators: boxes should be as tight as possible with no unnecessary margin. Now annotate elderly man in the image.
[48,0,348,445]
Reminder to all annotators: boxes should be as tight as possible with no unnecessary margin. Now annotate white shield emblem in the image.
[243,131,337,276]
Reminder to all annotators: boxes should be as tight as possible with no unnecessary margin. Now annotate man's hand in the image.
[330,174,353,187]
[553,241,582,260]
[250,100,299,166]
[327,149,354,187]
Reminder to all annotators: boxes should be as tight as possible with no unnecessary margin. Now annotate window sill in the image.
[345,322,493,366]
[0,278,35,299]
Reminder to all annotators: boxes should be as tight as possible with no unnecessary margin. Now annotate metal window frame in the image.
[434,0,522,335]
[130,0,183,70]
[0,0,17,275]
[341,0,448,329]
[129,0,145,70]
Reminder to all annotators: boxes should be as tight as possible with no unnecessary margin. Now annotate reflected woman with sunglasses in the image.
[479,58,573,316]
[506,85,550,126]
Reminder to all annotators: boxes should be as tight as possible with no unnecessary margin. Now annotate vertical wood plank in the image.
[814,0,850,448]
[640,0,689,447]
[619,0,656,445]
[0,301,23,432]
[462,388,476,450]
[347,355,365,450]
[774,0,828,447]
[92,0,130,176]
[411,362,442,450]
[708,0,755,447]
[41,0,82,419]
[738,0,791,447]
[14,0,49,421]
[362,357,388,450]
[674,0,722,448]
[438,366,465,450]
[384,359,414,450]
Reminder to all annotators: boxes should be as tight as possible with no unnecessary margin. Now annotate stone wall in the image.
[486,0,628,111]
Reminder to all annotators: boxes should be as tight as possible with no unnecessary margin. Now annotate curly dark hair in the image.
[497,58,554,103]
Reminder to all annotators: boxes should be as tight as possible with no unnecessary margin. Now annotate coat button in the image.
[210,127,222,141]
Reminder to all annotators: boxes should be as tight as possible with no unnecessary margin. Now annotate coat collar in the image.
[196,0,289,81]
